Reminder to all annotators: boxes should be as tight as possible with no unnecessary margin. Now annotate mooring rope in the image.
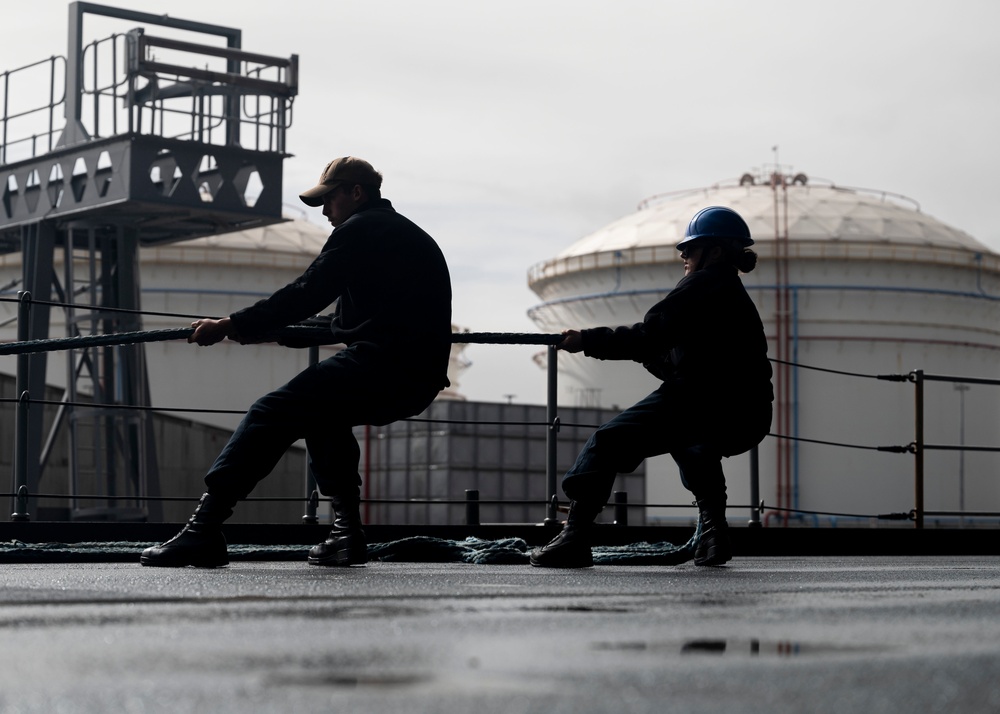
[0,327,196,355]
[453,332,563,346]
[0,326,564,356]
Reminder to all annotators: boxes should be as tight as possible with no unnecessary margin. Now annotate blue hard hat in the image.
[677,206,753,250]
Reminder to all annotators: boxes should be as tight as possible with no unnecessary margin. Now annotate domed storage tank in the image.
[528,172,1000,526]
[0,217,468,432]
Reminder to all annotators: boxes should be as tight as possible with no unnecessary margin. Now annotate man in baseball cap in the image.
[299,156,383,207]
[142,156,453,570]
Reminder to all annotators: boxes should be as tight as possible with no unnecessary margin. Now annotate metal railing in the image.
[0,56,67,166]
[3,290,1000,529]
[1,6,297,166]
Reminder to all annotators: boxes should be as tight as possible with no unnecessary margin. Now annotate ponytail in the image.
[716,239,758,273]
[734,248,758,273]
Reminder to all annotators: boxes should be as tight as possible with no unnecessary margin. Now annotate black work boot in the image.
[529,501,603,568]
[140,493,234,568]
[694,498,731,566]
[308,497,367,567]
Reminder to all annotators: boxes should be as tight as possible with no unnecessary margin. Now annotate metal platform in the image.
[1,133,287,251]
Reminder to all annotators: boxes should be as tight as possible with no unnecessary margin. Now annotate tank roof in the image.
[555,174,990,259]
[179,216,329,255]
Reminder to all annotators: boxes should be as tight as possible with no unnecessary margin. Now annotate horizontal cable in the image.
[0,294,213,321]
[0,395,916,454]
[768,432,912,453]
[762,504,915,521]
[3,491,753,512]
[923,444,1000,453]
[920,373,1000,387]
[0,489,872,515]
[922,510,1000,518]
[7,493,549,507]
[770,357,908,382]
[406,418,559,427]
[0,396,248,416]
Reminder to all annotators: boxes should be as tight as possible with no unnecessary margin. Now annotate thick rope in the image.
[0,531,700,565]
[0,327,564,356]
[453,332,563,346]
[0,328,195,355]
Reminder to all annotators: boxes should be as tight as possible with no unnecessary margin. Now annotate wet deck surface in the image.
[0,556,998,713]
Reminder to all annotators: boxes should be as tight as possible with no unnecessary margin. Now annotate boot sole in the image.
[529,552,594,568]
[139,554,228,568]
[307,548,368,567]
[529,559,594,569]
[693,548,732,567]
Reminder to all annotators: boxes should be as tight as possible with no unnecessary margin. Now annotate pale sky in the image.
[2,0,999,403]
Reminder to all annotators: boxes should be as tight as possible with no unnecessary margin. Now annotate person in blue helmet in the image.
[530,206,773,568]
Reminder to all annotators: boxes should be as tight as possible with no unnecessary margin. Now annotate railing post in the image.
[544,344,559,524]
[11,291,32,521]
[748,444,761,528]
[465,489,480,526]
[613,490,628,526]
[912,369,924,529]
[302,344,320,524]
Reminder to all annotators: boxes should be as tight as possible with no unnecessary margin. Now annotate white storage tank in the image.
[527,172,1000,526]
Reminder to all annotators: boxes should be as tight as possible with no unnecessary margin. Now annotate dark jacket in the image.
[581,263,772,447]
[229,198,452,386]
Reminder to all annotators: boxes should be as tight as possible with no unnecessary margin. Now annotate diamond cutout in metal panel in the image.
[71,156,89,203]
[96,150,113,197]
[149,151,182,197]
[23,170,41,213]
[47,162,65,209]
[195,154,221,203]
[2,174,17,219]
[234,163,263,208]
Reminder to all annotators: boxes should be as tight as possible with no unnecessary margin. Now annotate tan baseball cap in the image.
[299,157,383,206]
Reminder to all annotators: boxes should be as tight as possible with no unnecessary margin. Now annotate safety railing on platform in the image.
[0,9,296,167]
[2,290,1000,529]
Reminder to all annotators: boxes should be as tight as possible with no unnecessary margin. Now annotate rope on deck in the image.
[0,529,700,565]
[0,326,563,355]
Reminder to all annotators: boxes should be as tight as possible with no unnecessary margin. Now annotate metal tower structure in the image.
[0,2,298,520]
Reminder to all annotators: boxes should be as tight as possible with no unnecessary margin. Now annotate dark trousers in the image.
[204,346,440,505]
[562,383,770,507]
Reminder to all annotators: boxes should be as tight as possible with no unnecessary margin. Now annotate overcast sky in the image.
[2,0,998,403]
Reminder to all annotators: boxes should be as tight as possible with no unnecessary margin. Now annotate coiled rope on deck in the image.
[0,530,700,565]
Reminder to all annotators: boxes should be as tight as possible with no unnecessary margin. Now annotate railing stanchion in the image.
[912,369,924,529]
[302,344,320,524]
[465,489,480,526]
[544,344,559,524]
[748,444,761,528]
[613,491,628,526]
[11,291,32,521]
